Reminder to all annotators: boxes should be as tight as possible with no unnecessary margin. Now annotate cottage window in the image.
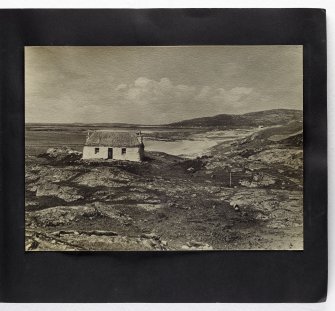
[95,148,99,154]
[121,148,126,155]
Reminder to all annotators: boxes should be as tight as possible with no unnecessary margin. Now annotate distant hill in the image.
[26,109,303,129]
[167,109,303,128]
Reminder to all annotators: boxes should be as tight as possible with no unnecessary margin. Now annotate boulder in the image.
[36,183,83,202]
[26,205,100,227]
[41,147,82,163]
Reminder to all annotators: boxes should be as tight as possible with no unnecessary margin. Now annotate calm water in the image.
[26,126,257,158]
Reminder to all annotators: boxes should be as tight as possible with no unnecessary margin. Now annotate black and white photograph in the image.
[25,45,303,251]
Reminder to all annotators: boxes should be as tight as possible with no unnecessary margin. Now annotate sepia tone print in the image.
[25,46,303,251]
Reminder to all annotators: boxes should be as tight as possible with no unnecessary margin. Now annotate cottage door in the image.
[108,148,113,159]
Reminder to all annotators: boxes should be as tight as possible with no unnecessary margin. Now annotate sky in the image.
[25,46,303,124]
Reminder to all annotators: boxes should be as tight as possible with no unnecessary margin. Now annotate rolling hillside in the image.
[167,109,302,128]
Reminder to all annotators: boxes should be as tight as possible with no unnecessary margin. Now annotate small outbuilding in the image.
[82,130,144,162]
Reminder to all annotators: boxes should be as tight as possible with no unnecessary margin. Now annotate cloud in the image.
[27,74,259,124]
[25,46,302,123]
[211,87,253,104]
[117,77,253,104]
[112,77,256,123]
[26,74,260,124]
[117,77,196,107]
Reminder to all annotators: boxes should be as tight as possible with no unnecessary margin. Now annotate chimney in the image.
[137,130,143,144]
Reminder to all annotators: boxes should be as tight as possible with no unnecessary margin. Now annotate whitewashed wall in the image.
[82,146,141,161]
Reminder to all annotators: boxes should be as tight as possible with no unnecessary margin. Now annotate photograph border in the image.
[0,9,327,302]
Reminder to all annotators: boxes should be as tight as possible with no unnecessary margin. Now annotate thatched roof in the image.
[85,130,142,147]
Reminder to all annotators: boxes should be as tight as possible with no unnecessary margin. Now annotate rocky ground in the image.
[25,123,303,251]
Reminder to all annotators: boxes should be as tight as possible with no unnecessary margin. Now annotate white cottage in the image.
[82,130,144,162]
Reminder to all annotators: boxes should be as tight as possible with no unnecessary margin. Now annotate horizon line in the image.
[25,108,302,125]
